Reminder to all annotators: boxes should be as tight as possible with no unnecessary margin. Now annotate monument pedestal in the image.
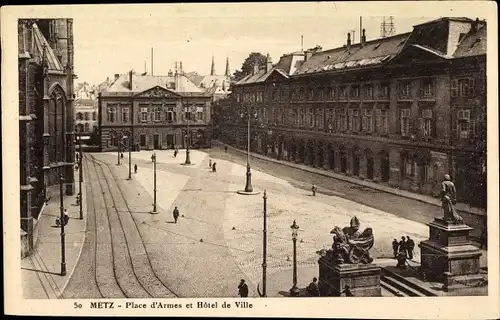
[418,218,483,291]
[318,257,381,297]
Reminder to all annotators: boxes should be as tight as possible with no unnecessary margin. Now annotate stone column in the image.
[323,148,330,170]
[334,150,341,173]
[373,155,382,182]
[388,148,401,187]
[359,154,367,180]
[347,151,353,175]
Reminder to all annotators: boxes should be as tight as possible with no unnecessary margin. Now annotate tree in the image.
[233,52,267,82]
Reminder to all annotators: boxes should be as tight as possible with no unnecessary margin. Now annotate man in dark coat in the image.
[238,279,249,297]
[306,277,320,297]
[341,284,354,297]
[392,239,399,258]
[406,236,415,260]
[173,206,180,224]
[224,146,228,153]
[212,162,217,172]
[134,164,138,174]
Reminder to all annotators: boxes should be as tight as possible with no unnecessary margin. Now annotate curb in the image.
[215,141,485,218]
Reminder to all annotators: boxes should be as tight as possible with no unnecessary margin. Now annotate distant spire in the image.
[225,57,230,77]
[211,55,216,76]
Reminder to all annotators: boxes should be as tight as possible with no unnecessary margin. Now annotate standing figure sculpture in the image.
[441,174,463,224]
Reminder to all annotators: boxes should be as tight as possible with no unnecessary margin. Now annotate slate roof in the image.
[414,17,473,27]
[106,73,203,93]
[294,32,410,76]
[453,23,487,58]
[32,23,64,71]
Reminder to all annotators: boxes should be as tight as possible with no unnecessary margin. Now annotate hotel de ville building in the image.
[221,17,487,208]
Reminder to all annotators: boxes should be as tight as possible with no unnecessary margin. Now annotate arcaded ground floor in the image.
[221,126,486,208]
[100,125,212,152]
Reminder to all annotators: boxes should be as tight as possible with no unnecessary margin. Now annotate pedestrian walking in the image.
[238,279,249,297]
[341,284,354,297]
[306,277,320,297]
[406,236,415,260]
[396,236,408,268]
[224,145,228,153]
[311,184,317,196]
[174,149,178,158]
[392,239,399,258]
[212,162,217,172]
[172,206,180,224]
[121,153,124,159]
[209,159,212,168]
[134,164,138,174]
[63,209,69,226]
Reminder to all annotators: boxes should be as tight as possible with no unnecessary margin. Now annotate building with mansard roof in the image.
[18,19,76,255]
[222,17,487,208]
[98,66,213,152]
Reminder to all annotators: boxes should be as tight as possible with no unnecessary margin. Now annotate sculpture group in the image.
[318,216,374,265]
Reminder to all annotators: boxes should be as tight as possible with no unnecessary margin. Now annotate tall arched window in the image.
[50,86,66,163]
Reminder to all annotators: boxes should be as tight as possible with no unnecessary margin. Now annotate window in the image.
[92,111,97,121]
[362,109,373,132]
[353,110,361,131]
[236,93,240,102]
[351,85,360,99]
[451,78,475,97]
[308,108,314,127]
[153,107,161,121]
[290,109,297,125]
[185,111,192,121]
[84,123,90,132]
[340,109,347,131]
[380,109,388,134]
[420,79,435,97]
[457,109,474,139]
[281,111,286,125]
[400,108,411,137]
[404,157,414,176]
[166,107,176,122]
[379,82,390,99]
[316,108,324,128]
[107,106,116,123]
[141,107,148,122]
[308,88,314,101]
[347,109,354,130]
[299,108,305,126]
[422,109,433,137]
[280,89,286,101]
[330,87,336,100]
[197,111,203,122]
[327,108,335,131]
[77,112,83,120]
[140,134,146,147]
[423,164,435,183]
[363,85,373,100]
[84,112,90,121]
[339,86,348,99]
[122,107,129,123]
[398,80,412,98]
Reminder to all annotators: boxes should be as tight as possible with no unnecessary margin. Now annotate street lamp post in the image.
[59,175,67,276]
[117,134,121,165]
[262,190,268,297]
[184,104,196,165]
[78,130,83,220]
[244,112,253,192]
[150,152,158,214]
[128,131,132,180]
[290,220,300,297]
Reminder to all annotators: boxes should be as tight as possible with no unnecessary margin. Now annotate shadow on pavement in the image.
[21,267,61,276]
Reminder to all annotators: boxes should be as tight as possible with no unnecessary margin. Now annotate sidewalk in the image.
[215,141,486,217]
[21,167,87,299]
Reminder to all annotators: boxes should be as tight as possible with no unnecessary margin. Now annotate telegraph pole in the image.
[78,130,83,220]
[262,190,268,297]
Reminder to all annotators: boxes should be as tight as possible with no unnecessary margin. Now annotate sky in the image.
[69,3,444,85]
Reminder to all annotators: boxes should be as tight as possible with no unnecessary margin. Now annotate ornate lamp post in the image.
[122,133,132,180]
[290,220,300,297]
[262,190,268,297]
[237,109,259,195]
[59,175,67,276]
[151,152,158,214]
[78,129,83,220]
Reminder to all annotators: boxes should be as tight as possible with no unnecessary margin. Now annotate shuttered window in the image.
[457,109,475,139]
[400,108,411,137]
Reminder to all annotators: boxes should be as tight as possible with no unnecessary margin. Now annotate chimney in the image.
[114,74,120,81]
[473,18,481,32]
[180,61,184,75]
[361,29,366,46]
[305,50,313,62]
[265,53,273,73]
[129,70,133,90]
[252,63,259,76]
[347,33,352,49]
[168,69,173,77]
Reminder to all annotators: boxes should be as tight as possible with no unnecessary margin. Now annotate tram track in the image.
[89,155,178,298]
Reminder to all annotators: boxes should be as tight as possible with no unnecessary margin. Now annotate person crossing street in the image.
[173,206,180,224]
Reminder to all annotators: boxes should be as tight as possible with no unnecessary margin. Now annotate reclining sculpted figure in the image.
[317,216,374,265]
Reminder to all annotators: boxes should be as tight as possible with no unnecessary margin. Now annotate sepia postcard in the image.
[2,2,499,318]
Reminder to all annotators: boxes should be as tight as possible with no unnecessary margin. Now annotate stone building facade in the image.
[98,70,213,151]
[222,17,486,208]
[18,19,76,239]
[75,82,98,135]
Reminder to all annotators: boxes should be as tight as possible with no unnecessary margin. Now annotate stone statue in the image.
[317,216,374,265]
[441,174,464,224]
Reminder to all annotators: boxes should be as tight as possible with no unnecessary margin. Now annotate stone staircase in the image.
[380,266,438,297]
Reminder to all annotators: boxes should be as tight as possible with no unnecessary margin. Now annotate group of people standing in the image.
[393,236,415,265]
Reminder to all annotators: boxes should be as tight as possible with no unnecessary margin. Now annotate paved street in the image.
[57,148,488,298]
